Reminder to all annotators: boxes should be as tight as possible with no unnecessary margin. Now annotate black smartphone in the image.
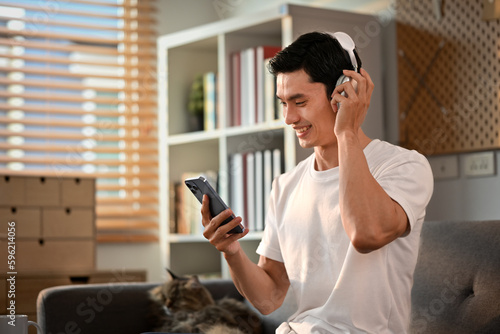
[184,176,244,234]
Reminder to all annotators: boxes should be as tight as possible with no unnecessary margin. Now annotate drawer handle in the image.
[70,276,90,284]
[4,176,10,182]
[65,208,72,215]
[39,238,44,246]
[11,207,17,214]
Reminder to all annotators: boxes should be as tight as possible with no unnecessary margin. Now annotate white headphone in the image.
[331,32,359,89]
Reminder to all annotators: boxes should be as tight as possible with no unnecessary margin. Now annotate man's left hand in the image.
[331,68,374,136]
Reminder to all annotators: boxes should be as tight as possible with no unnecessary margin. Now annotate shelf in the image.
[225,119,286,137]
[167,129,221,146]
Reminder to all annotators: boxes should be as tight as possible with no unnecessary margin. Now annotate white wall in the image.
[426,152,500,222]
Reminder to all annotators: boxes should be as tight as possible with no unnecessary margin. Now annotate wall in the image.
[395,0,500,222]
[427,151,500,221]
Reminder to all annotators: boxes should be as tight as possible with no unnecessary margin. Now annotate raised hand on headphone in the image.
[331,68,374,138]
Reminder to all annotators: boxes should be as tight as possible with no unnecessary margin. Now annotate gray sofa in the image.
[37,220,500,334]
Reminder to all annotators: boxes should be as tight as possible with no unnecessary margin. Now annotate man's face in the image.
[276,69,336,149]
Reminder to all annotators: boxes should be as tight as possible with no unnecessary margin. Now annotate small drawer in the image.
[61,178,95,207]
[0,239,95,272]
[0,207,41,238]
[42,208,95,238]
[25,177,60,206]
[0,175,25,205]
[0,277,5,311]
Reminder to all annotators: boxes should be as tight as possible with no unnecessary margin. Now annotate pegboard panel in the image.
[396,0,500,155]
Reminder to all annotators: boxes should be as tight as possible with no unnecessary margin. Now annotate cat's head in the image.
[149,269,215,312]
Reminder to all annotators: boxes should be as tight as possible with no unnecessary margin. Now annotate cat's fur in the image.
[148,270,262,334]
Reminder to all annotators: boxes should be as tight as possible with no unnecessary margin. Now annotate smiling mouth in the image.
[295,125,312,134]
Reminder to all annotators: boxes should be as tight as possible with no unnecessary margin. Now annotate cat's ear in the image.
[165,268,179,280]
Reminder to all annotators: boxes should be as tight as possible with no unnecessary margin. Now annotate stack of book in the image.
[230,45,282,127]
[229,148,282,232]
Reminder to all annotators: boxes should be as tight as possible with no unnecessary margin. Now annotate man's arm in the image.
[201,195,290,314]
[332,68,409,253]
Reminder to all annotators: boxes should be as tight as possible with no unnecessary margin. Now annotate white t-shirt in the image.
[256,139,434,334]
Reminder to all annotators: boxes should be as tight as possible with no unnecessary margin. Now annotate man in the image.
[201,31,433,333]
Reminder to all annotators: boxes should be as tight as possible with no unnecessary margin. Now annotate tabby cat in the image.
[148,270,262,334]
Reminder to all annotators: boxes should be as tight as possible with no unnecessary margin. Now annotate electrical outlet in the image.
[464,152,496,177]
[428,155,459,180]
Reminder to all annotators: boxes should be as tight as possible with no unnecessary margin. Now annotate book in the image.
[231,52,241,126]
[256,46,281,123]
[246,152,255,231]
[263,149,273,222]
[254,150,264,230]
[273,148,282,180]
[230,153,245,220]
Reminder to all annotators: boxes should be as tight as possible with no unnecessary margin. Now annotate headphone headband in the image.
[331,32,358,71]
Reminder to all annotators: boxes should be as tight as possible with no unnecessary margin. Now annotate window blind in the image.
[0,0,158,243]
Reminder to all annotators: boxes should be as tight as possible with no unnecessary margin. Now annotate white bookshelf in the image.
[157,4,384,278]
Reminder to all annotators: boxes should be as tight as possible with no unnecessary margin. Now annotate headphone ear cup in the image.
[336,75,350,96]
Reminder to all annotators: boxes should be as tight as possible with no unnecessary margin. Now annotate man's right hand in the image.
[201,194,249,256]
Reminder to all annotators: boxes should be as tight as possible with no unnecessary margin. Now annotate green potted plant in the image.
[187,74,204,131]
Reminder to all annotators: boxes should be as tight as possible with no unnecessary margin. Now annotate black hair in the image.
[268,31,362,98]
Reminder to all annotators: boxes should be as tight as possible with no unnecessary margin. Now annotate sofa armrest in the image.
[37,280,243,334]
[37,282,159,334]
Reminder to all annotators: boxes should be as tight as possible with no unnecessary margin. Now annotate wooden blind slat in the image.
[0,130,157,142]
[0,14,156,33]
[96,208,158,217]
[0,92,156,106]
[0,156,158,167]
[0,38,156,57]
[68,0,157,11]
[0,143,157,154]
[0,78,157,95]
[0,53,157,71]
[97,220,158,230]
[0,103,157,118]
[0,2,157,22]
[0,66,142,80]
[96,234,159,243]
[0,27,156,46]
[98,197,158,205]
[97,184,158,191]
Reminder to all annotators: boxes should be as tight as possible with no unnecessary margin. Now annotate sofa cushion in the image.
[410,220,500,333]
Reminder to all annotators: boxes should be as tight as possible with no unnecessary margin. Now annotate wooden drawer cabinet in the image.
[0,175,96,272]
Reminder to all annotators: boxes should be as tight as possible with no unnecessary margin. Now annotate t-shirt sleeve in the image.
[375,151,434,234]
[256,179,284,262]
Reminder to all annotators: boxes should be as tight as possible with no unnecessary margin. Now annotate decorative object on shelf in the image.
[188,74,205,132]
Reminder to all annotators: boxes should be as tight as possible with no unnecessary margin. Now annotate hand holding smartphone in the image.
[184,176,244,234]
